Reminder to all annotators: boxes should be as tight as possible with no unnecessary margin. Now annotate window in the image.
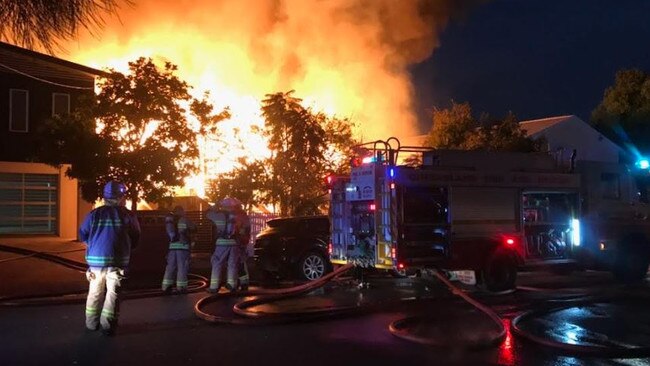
[52,93,70,116]
[601,173,620,200]
[9,89,28,132]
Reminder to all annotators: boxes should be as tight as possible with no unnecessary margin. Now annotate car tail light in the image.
[504,237,515,246]
[328,243,333,255]
[397,263,405,270]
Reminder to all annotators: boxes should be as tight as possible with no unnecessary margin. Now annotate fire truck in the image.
[328,138,650,291]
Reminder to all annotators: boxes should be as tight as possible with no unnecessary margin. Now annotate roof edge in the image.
[0,41,109,77]
[519,115,576,124]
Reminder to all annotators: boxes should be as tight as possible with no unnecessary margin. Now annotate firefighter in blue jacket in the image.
[161,205,196,294]
[79,181,140,336]
[206,197,241,292]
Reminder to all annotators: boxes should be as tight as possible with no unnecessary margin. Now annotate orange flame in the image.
[60,0,466,198]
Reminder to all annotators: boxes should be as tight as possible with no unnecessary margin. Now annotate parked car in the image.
[252,215,332,281]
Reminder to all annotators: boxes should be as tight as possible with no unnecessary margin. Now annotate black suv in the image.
[253,215,332,281]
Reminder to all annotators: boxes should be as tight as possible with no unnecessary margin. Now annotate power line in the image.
[0,61,95,90]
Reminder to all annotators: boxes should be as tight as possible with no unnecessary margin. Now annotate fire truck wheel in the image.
[480,252,517,292]
[613,242,650,283]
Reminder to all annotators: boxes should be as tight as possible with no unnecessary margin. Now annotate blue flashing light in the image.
[389,168,395,178]
[571,219,580,246]
[637,159,650,170]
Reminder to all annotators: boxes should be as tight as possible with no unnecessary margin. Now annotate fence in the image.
[248,212,280,245]
[137,210,280,253]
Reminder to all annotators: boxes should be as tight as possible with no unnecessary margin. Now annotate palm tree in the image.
[0,0,126,53]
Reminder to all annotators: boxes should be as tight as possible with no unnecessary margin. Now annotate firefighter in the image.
[234,203,251,291]
[205,197,241,292]
[79,181,140,336]
[161,205,196,294]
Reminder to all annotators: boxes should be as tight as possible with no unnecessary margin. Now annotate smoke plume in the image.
[63,0,481,141]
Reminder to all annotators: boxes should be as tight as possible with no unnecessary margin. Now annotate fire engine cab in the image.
[328,138,650,291]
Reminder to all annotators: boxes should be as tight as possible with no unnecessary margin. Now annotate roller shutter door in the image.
[0,173,58,234]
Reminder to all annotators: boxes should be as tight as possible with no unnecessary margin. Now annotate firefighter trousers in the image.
[209,246,239,290]
[239,246,249,287]
[85,267,125,331]
[162,250,190,291]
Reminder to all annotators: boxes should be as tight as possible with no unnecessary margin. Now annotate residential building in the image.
[519,115,626,164]
[0,41,104,237]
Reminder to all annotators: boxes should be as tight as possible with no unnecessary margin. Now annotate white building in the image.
[519,115,626,163]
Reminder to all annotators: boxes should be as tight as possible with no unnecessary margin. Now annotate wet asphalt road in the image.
[3,239,650,365]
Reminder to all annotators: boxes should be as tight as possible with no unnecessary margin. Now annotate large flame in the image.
[60,0,473,198]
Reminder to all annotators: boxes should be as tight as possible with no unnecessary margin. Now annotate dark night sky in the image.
[411,0,650,132]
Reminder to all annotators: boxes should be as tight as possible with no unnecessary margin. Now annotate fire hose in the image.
[387,270,507,348]
[197,264,650,357]
[196,265,507,349]
[511,293,650,358]
[6,242,650,357]
[0,244,208,307]
[194,263,356,325]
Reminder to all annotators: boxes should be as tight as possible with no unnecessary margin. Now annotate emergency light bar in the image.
[637,159,650,170]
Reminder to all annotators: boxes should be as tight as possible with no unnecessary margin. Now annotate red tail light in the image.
[328,243,333,255]
[398,263,405,270]
[504,237,515,246]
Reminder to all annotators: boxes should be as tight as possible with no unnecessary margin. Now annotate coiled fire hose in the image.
[388,270,507,348]
[197,265,507,349]
[194,263,356,324]
[511,293,650,358]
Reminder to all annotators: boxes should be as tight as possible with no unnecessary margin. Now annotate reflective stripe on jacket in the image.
[79,205,141,268]
[166,215,196,250]
[206,209,238,246]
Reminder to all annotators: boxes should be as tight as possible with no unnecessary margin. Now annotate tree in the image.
[592,68,650,154]
[206,159,269,212]
[34,99,110,200]
[470,112,545,152]
[36,57,227,211]
[261,91,356,216]
[423,101,543,152]
[424,101,475,149]
[0,0,125,53]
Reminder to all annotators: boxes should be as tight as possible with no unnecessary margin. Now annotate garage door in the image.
[0,173,58,234]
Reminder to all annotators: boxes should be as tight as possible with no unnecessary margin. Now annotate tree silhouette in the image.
[261,91,355,216]
[592,68,650,155]
[0,0,126,53]
[424,101,543,152]
[35,57,228,210]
